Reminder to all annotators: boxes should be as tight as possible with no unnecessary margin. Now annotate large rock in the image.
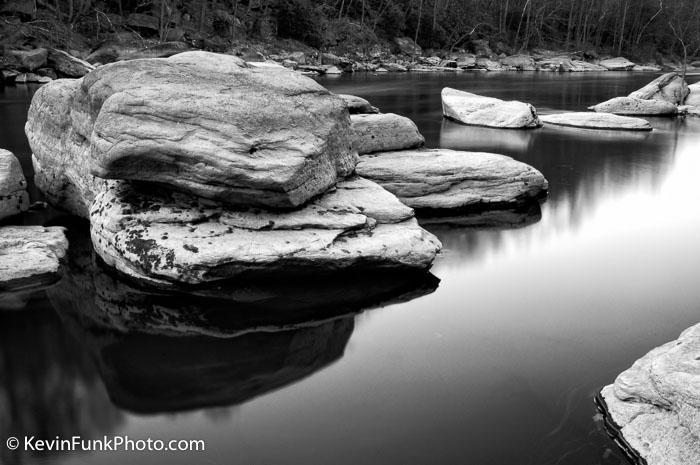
[47,49,94,77]
[337,94,379,114]
[540,112,652,131]
[9,48,47,71]
[0,226,68,291]
[599,57,636,71]
[0,149,29,220]
[590,96,678,115]
[599,323,700,465]
[629,72,689,105]
[537,57,607,72]
[89,177,441,287]
[26,51,358,211]
[393,37,422,56]
[351,113,424,154]
[355,149,548,211]
[442,87,541,129]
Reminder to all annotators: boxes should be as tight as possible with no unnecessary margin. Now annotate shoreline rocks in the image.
[599,323,700,465]
[442,87,541,129]
[541,113,652,131]
[356,149,548,211]
[0,226,69,291]
[351,113,425,154]
[0,149,30,220]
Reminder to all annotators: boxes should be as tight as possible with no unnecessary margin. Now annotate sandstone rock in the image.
[590,96,678,115]
[685,82,700,108]
[629,72,689,105]
[540,112,652,131]
[0,149,29,221]
[442,87,541,129]
[47,49,95,77]
[89,177,441,286]
[536,57,605,72]
[0,226,68,291]
[394,37,422,56]
[501,55,536,71]
[27,51,358,211]
[599,323,700,465]
[9,48,47,71]
[599,57,636,71]
[351,113,425,154]
[355,149,548,211]
[337,94,379,114]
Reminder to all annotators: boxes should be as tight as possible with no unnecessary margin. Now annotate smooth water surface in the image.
[1,72,700,465]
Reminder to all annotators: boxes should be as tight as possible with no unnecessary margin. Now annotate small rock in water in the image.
[351,113,425,154]
[441,87,541,128]
[0,149,30,221]
[0,226,68,291]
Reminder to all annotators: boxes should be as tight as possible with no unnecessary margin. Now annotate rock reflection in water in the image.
[51,224,439,414]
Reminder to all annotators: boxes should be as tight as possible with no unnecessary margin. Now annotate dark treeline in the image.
[2,0,699,61]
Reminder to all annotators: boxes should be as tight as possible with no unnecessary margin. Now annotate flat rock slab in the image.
[590,96,678,115]
[0,149,29,221]
[355,149,548,211]
[0,226,68,291]
[90,177,441,287]
[442,87,541,128]
[599,323,700,465]
[27,51,357,210]
[351,113,425,154]
[541,112,652,131]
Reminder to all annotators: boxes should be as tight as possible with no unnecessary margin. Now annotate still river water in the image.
[1,71,699,465]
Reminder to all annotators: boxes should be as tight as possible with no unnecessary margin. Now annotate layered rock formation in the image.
[0,149,29,221]
[541,113,652,131]
[356,149,548,211]
[351,113,425,154]
[599,323,700,465]
[0,226,68,291]
[442,87,541,129]
[27,52,442,286]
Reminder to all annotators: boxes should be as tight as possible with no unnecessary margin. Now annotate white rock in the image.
[0,149,29,220]
[0,226,68,291]
[355,149,548,211]
[441,87,541,129]
[599,57,636,71]
[540,112,652,131]
[351,113,425,154]
[590,96,678,115]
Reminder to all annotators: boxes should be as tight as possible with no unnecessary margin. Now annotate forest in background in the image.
[1,0,700,63]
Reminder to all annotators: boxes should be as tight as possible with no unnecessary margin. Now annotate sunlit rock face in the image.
[441,87,541,129]
[599,323,700,465]
[89,177,441,286]
[540,113,652,131]
[356,149,548,212]
[0,149,29,221]
[628,72,689,106]
[27,51,358,210]
[0,226,68,292]
[590,97,678,116]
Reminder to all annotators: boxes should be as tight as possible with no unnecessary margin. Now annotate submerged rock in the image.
[599,57,636,71]
[27,51,357,210]
[540,112,652,131]
[628,72,689,105]
[355,149,548,211]
[0,226,68,291]
[599,323,700,465]
[590,97,678,116]
[442,87,541,129]
[338,94,379,114]
[89,177,441,287]
[0,149,29,221]
[351,113,425,154]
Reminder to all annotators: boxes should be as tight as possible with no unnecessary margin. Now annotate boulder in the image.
[355,149,548,211]
[590,96,678,115]
[685,82,700,108]
[0,226,68,291]
[540,112,652,131]
[47,49,95,77]
[0,149,29,220]
[351,113,425,154]
[26,51,358,211]
[393,37,422,56]
[9,48,47,71]
[337,94,379,114]
[501,55,536,71]
[628,72,689,105]
[442,87,542,129]
[599,323,700,465]
[599,57,636,71]
[89,177,442,286]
